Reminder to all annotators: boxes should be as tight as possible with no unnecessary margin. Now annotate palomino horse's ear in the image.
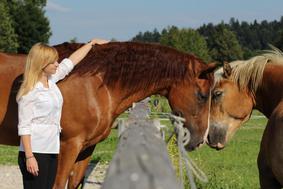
[223,61,232,78]
[198,63,217,79]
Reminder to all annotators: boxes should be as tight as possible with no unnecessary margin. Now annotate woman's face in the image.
[43,61,59,76]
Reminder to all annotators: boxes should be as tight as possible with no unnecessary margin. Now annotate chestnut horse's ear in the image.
[223,61,232,78]
[198,63,217,80]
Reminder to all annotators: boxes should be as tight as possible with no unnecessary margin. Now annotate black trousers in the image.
[18,151,58,189]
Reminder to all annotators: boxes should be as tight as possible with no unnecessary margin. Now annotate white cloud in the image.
[46,1,71,13]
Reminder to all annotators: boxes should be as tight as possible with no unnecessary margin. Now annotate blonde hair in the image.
[16,43,58,101]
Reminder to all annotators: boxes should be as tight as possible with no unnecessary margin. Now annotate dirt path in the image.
[84,162,108,189]
[0,165,22,189]
[0,163,108,189]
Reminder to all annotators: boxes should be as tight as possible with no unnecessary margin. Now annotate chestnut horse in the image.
[208,49,283,188]
[0,53,25,145]
[0,42,216,188]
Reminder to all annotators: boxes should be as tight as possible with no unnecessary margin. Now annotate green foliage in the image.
[133,17,283,61]
[69,37,78,43]
[199,17,283,59]
[149,95,172,113]
[275,29,283,51]
[206,24,243,62]
[0,0,18,52]
[167,135,181,177]
[110,38,118,42]
[7,0,51,53]
[132,28,161,43]
[160,26,211,62]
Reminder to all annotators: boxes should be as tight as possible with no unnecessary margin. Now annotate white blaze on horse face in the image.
[203,90,212,143]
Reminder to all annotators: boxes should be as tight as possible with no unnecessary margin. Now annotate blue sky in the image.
[45,0,283,45]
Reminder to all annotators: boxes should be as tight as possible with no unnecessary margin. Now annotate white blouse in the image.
[18,58,74,154]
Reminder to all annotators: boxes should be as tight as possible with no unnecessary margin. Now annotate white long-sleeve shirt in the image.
[18,58,74,154]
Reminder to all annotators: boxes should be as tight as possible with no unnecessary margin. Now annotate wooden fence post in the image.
[102,99,181,189]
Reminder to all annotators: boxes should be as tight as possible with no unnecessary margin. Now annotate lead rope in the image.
[169,114,208,189]
[152,98,210,189]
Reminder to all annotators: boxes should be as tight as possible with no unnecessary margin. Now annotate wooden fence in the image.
[101,99,181,189]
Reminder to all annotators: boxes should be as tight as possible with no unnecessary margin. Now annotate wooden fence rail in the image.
[101,99,181,189]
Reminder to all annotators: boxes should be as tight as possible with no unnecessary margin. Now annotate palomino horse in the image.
[0,42,216,188]
[208,49,283,188]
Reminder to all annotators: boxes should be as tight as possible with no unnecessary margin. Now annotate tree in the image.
[132,28,161,43]
[8,0,51,53]
[275,29,283,51]
[160,26,211,62]
[69,37,78,43]
[0,0,18,52]
[208,24,243,62]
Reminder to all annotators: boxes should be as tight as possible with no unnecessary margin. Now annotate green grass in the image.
[0,144,18,165]
[0,113,267,189]
[91,129,118,163]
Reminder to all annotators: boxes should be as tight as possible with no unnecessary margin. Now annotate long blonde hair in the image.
[16,43,58,101]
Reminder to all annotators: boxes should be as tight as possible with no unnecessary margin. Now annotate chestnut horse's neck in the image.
[255,64,283,118]
[112,79,171,116]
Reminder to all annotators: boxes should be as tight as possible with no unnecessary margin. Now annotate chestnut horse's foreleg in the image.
[67,145,96,189]
[53,140,82,189]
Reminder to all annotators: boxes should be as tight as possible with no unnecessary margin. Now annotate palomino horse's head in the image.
[208,56,269,149]
[168,61,217,151]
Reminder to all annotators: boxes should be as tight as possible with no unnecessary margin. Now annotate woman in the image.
[17,38,109,189]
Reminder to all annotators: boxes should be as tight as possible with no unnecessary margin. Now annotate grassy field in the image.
[0,114,267,188]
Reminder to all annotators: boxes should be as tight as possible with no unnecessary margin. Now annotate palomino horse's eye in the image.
[213,90,223,100]
[197,92,208,103]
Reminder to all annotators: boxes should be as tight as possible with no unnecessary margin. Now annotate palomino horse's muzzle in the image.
[207,123,227,150]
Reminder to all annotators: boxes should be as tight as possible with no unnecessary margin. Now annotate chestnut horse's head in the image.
[208,57,269,149]
[168,61,217,151]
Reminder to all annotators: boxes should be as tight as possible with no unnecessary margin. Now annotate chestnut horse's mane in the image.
[215,46,283,93]
[54,42,206,90]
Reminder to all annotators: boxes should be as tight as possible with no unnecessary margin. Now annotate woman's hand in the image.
[26,157,39,176]
[89,38,109,46]
[69,38,110,66]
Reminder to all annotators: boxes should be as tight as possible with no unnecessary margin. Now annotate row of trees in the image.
[0,0,51,53]
[132,17,283,62]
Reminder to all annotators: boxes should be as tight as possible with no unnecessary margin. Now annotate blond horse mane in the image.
[215,46,283,94]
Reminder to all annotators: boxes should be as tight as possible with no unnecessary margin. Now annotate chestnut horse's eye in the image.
[197,92,208,103]
[213,90,223,100]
